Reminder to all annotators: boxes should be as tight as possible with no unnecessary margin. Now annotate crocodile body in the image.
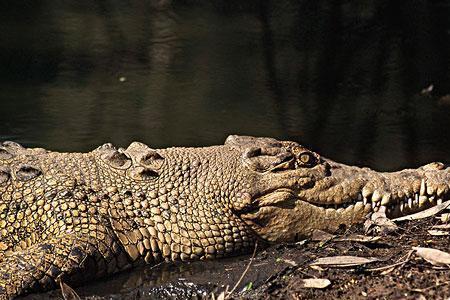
[0,135,449,298]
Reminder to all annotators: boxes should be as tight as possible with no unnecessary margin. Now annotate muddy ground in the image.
[24,216,450,300]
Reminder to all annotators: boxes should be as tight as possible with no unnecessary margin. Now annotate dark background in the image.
[0,0,449,171]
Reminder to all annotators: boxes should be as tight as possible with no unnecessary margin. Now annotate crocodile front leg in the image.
[0,231,128,299]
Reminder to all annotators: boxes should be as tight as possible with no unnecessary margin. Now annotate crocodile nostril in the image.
[140,151,164,168]
[102,150,132,169]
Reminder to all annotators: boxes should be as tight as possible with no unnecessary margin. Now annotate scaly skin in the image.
[0,135,449,298]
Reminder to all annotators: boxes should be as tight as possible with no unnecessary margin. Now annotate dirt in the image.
[242,218,450,300]
[23,217,450,300]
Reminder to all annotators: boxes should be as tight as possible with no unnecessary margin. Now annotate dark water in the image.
[1,0,449,171]
[1,0,450,298]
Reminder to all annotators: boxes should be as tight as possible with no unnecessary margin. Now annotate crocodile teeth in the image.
[420,179,426,196]
[437,198,443,205]
[419,195,428,206]
[363,197,368,205]
[407,198,413,209]
[428,196,435,204]
[427,184,435,196]
[381,193,391,206]
[362,186,372,199]
[372,190,382,203]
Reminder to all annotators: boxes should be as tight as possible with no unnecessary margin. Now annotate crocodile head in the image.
[227,136,450,242]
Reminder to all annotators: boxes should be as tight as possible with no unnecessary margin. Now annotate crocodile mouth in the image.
[297,187,447,218]
[239,184,450,242]
[248,175,450,213]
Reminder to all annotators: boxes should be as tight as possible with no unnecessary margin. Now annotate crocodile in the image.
[0,135,449,298]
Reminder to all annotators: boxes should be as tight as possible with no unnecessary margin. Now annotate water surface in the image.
[1,0,449,170]
[1,0,450,298]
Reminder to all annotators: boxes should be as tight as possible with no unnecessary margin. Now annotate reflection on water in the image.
[29,256,255,299]
[1,1,449,171]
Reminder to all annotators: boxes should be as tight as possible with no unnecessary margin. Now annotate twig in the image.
[366,250,414,272]
[148,261,165,270]
[58,279,81,300]
[227,241,258,297]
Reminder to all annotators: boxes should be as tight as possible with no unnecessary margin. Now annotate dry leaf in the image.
[310,256,379,267]
[300,278,331,289]
[393,200,450,222]
[427,230,450,236]
[413,247,450,266]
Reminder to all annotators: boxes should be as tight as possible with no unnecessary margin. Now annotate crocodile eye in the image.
[298,152,316,166]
